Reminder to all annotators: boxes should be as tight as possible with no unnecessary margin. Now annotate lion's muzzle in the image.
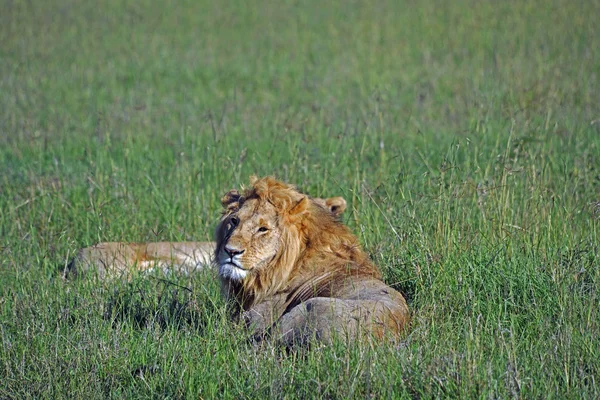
[218,244,248,281]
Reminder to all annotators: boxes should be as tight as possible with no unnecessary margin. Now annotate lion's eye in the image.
[257,226,269,233]
[230,217,239,227]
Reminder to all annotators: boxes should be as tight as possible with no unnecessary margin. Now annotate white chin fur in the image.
[219,263,248,281]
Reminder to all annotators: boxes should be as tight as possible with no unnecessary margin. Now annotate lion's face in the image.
[216,181,347,284]
[216,197,283,281]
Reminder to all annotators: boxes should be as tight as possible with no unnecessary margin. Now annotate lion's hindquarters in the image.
[270,294,409,347]
[65,243,137,279]
[241,270,410,347]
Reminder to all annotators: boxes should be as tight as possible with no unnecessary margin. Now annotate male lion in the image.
[216,176,409,346]
[66,196,346,280]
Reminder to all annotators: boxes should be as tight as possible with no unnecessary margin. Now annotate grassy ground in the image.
[1,0,599,398]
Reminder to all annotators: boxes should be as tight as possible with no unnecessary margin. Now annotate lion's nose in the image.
[224,246,245,257]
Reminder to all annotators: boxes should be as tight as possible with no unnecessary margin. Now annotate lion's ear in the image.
[221,189,241,209]
[249,175,259,185]
[288,196,309,217]
[325,197,346,217]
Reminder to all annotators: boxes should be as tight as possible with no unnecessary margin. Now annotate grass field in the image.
[1,0,599,398]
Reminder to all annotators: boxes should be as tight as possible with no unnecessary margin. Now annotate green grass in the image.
[1,0,599,398]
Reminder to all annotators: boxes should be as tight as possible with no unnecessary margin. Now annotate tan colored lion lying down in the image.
[216,176,410,346]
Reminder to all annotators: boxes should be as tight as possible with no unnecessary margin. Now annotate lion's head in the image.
[215,176,378,310]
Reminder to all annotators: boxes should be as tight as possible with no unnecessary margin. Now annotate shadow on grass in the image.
[389,278,417,307]
[103,276,221,333]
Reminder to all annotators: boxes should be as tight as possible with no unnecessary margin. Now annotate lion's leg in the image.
[271,297,407,347]
[242,293,290,335]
